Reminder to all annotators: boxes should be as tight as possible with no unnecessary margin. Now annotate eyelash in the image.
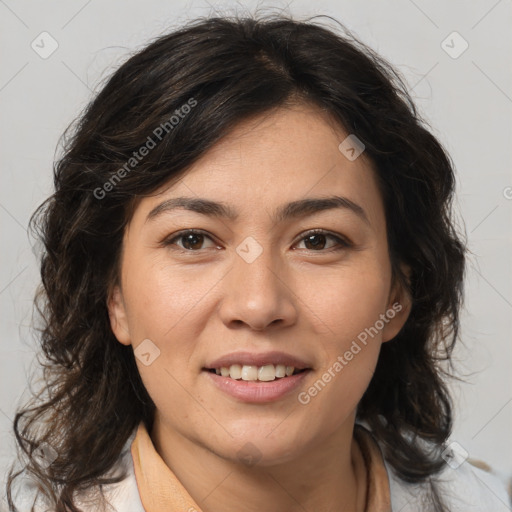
[161,228,352,253]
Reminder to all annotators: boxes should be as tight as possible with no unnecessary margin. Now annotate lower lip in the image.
[204,370,311,403]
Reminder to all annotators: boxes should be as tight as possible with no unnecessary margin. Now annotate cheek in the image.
[122,255,217,341]
[301,259,391,341]
[298,259,389,404]
[297,269,386,428]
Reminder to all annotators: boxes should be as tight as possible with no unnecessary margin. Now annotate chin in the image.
[210,421,313,467]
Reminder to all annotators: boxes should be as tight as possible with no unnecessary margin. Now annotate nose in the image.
[217,242,298,331]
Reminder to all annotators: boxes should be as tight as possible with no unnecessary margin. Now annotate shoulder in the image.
[76,429,145,512]
[374,434,511,511]
[355,420,511,511]
[386,458,511,511]
[9,429,144,512]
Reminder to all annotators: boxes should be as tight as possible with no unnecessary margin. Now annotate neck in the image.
[150,414,365,512]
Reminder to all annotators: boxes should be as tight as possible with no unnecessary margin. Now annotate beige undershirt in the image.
[130,421,392,512]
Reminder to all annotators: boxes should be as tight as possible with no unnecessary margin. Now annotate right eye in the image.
[162,229,221,252]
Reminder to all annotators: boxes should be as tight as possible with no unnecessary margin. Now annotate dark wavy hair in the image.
[6,11,466,512]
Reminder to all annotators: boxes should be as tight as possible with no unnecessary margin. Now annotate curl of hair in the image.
[6,12,466,512]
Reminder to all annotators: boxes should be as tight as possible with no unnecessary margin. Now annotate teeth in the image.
[275,364,286,378]
[229,364,242,380]
[241,365,258,381]
[213,364,303,381]
[258,365,276,381]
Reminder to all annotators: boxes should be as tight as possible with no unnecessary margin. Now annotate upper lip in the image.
[204,351,312,370]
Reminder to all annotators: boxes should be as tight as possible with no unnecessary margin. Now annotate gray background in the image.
[1,0,511,500]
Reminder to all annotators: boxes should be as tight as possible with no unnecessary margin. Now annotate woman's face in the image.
[109,102,410,465]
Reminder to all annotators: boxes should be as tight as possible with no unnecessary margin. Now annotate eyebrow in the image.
[146,195,370,226]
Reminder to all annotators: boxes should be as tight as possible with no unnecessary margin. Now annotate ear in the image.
[381,264,412,343]
[107,284,132,346]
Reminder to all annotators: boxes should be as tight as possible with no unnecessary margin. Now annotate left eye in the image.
[162,229,350,252]
[294,230,351,251]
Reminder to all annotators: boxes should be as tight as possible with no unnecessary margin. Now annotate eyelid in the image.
[161,229,220,249]
[294,228,352,249]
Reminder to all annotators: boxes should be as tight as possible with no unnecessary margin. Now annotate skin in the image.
[108,102,411,512]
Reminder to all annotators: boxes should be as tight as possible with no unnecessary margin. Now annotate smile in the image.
[207,364,307,381]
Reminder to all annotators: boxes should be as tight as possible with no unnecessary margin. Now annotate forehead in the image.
[130,103,386,232]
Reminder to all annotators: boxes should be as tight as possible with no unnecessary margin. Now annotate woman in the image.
[5,13,510,512]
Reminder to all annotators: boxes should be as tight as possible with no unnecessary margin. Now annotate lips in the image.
[202,351,313,401]
[204,367,311,402]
